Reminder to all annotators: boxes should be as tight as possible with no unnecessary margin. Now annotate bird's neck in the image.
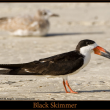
[83,52,91,68]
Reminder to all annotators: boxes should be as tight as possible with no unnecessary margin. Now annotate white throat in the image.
[80,43,98,67]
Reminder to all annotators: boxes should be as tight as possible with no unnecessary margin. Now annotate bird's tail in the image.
[0,61,39,75]
[0,63,26,75]
[0,63,25,69]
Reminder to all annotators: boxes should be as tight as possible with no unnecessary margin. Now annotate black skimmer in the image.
[0,9,59,36]
[0,39,110,93]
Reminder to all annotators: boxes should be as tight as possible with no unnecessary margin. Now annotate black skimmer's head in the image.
[76,39,110,59]
[36,9,59,20]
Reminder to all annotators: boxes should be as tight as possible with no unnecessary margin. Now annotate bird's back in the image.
[0,51,84,75]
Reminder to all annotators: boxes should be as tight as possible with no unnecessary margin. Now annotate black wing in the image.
[34,50,84,75]
[0,51,84,75]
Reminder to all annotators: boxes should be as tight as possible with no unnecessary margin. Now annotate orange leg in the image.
[65,80,78,94]
[63,79,70,93]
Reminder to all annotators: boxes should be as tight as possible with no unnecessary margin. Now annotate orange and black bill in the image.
[51,14,59,17]
[93,46,110,59]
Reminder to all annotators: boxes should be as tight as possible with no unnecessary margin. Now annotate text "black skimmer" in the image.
[0,39,110,93]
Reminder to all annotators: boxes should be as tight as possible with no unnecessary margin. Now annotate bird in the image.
[0,39,110,93]
[0,9,59,36]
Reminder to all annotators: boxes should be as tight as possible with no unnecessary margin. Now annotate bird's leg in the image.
[63,79,70,93]
[65,80,78,94]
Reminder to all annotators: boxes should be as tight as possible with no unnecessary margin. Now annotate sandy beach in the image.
[0,3,110,100]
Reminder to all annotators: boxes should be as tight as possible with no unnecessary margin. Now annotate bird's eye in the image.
[44,12,47,15]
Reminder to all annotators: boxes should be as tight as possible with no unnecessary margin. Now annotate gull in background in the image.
[0,9,59,36]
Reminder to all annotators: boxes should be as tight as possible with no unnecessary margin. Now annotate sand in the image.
[0,3,110,100]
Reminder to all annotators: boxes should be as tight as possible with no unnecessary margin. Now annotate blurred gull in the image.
[0,9,59,36]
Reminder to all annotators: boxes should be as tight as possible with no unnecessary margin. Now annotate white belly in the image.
[47,54,91,80]
[69,53,91,76]
[10,23,50,36]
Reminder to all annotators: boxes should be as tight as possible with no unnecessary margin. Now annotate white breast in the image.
[68,53,91,77]
[83,53,91,68]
